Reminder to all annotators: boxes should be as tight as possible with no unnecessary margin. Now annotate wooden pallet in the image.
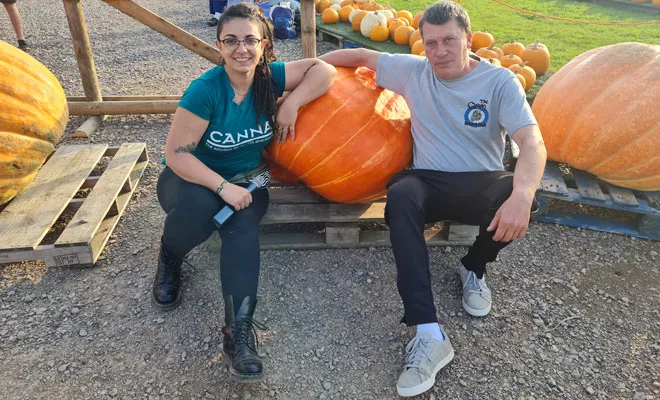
[533,161,660,240]
[0,143,148,267]
[206,183,478,251]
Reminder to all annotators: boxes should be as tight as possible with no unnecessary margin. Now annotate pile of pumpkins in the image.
[471,34,551,91]
[316,0,551,92]
[317,0,425,51]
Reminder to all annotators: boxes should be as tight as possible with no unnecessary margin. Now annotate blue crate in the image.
[343,40,361,49]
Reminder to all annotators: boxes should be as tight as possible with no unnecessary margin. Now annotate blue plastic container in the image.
[210,0,228,14]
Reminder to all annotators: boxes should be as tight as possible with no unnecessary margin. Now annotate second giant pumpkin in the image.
[267,67,412,203]
[1,40,69,205]
[532,42,660,191]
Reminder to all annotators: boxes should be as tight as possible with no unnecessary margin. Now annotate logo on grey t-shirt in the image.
[464,99,489,128]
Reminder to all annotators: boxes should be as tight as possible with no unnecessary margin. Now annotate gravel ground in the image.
[2,2,660,399]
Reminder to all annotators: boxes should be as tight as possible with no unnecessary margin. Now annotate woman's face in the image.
[216,18,267,74]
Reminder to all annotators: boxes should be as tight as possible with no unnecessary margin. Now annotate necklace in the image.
[230,83,249,96]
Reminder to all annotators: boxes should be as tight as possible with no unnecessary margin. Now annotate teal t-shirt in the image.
[178,63,286,179]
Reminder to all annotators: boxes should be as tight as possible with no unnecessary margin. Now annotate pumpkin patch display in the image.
[532,42,660,191]
[266,67,412,203]
[0,40,69,205]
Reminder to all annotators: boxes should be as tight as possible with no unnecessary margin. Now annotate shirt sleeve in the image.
[269,62,287,97]
[376,53,419,95]
[178,78,214,121]
[496,70,538,135]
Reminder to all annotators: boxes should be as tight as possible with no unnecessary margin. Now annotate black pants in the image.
[157,167,269,315]
[385,169,516,326]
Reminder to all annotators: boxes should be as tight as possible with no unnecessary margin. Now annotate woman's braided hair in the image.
[217,3,280,130]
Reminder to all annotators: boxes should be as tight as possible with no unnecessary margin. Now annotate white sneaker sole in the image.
[462,298,491,317]
[396,349,455,397]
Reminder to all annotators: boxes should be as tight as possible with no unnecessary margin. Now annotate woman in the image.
[153,3,335,382]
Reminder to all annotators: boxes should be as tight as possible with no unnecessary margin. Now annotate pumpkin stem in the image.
[488,40,501,50]
[532,39,541,50]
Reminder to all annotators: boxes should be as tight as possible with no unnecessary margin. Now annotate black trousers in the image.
[385,169,515,326]
[157,167,269,315]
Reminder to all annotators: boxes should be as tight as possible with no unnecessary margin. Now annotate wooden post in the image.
[300,0,317,58]
[63,0,105,137]
[103,0,221,65]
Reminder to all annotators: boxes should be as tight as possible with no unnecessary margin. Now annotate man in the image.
[2,0,29,51]
[319,1,546,397]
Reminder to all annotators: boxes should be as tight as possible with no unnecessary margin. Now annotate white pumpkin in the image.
[329,4,342,12]
[332,0,343,4]
[360,11,387,38]
[348,8,361,23]
[377,9,394,19]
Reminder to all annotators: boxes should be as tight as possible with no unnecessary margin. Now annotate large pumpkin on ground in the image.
[267,67,412,203]
[0,41,69,205]
[532,42,660,190]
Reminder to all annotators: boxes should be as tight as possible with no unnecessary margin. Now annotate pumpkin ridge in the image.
[298,112,380,180]
[307,117,409,192]
[0,93,65,142]
[589,118,660,175]
[283,93,355,172]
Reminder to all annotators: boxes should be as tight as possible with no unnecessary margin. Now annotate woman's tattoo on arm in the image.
[174,142,197,154]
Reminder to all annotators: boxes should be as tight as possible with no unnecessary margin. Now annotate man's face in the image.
[421,19,472,80]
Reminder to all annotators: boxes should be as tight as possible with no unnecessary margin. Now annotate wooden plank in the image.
[68,100,178,116]
[56,143,147,247]
[268,185,329,204]
[0,145,108,251]
[262,203,385,224]
[606,183,639,207]
[641,191,660,209]
[0,244,93,267]
[539,162,570,196]
[447,224,479,243]
[326,223,360,245]
[572,169,606,202]
[102,0,221,65]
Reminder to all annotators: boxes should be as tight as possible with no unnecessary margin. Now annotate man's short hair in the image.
[419,1,471,36]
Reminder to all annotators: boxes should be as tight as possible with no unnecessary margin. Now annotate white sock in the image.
[416,323,445,342]
[214,12,222,19]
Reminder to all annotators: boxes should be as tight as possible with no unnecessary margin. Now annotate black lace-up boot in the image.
[222,296,266,381]
[151,240,182,310]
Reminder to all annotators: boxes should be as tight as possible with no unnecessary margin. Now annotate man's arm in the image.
[488,124,547,242]
[318,48,382,70]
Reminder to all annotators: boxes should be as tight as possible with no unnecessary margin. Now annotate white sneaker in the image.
[459,263,492,317]
[396,330,455,397]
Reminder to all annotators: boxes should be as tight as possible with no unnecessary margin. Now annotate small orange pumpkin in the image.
[520,40,551,76]
[408,29,422,48]
[339,6,354,22]
[508,62,536,90]
[502,40,525,57]
[393,25,414,46]
[411,39,424,55]
[322,8,339,24]
[471,31,494,51]
[370,22,389,42]
[412,11,423,29]
[499,54,522,68]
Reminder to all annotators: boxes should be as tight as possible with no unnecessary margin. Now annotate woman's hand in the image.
[218,182,252,211]
[274,100,298,144]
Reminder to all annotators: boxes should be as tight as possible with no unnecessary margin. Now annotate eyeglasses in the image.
[219,38,263,50]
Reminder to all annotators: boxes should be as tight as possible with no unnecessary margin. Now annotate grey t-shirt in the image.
[376,53,537,172]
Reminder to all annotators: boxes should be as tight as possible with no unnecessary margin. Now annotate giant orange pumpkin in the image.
[267,67,412,203]
[0,40,69,205]
[532,42,660,191]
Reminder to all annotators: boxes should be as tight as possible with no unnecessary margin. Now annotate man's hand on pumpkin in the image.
[487,190,533,242]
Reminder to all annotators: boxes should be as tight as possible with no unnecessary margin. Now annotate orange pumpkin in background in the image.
[266,67,412,203]
[1,40,69,205]
[532,42,660,190]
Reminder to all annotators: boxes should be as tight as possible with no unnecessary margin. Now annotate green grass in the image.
[388,0,660,70]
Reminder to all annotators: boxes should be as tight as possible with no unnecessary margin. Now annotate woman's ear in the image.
[261,39,268,50]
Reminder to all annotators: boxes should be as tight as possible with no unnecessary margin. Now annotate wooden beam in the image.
[102,0,221,65]
[73,115,106,137]
[301,0,317,58]
[63,0,103,102]
[67,95,182,102]
[68,100,178,116]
